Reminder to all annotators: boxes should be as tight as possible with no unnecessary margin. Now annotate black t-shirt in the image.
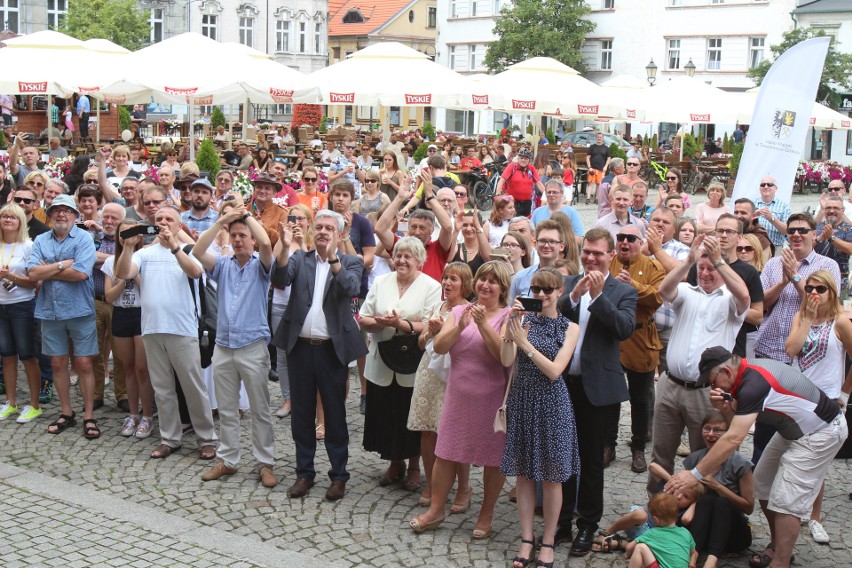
[349,212,376,298]
[687,258,763,357]
[587,143,610,171]
[27,216,50,239]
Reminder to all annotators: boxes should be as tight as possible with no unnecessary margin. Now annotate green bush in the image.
[0,130,7,148]
[119,106,131,131]
[651,133,659,152]
[609,142,626,161]
[545,127,555,144]
[211,107,226,130]
[682,133,702,158]
[722,132,731,153]
[730,142,744,177]
[319,116,328,133]
[422,121,435,140]
[195,139,220,179]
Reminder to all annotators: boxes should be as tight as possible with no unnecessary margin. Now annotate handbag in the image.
[185,246,218,369]
[494,311,516,433]
[378,319,424,375]
[425,340,451,383]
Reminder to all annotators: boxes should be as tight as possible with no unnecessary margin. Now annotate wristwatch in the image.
[713,260,725,269]
[525,350,535,359]
[328,257,340,265]
[792,274,802,283]
[57,261,66,271]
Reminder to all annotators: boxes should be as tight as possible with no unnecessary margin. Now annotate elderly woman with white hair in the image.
[360,236,442,492]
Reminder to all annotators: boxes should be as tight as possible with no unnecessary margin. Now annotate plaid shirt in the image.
[755,198,791,247]
[754,249,840,363]
[181,208,219,235]
[653,239,691,330]
[93,235,115,298]
[814,220,852,281]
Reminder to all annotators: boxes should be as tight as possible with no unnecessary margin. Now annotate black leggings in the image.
[688,492,752,557]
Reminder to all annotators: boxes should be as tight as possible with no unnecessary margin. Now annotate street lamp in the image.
[645,59,658,86]
[684,58,696,78]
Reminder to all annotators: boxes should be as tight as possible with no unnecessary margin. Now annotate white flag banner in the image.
[731,37,830,207]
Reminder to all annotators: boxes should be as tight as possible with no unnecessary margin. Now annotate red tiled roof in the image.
[328,0,413,37]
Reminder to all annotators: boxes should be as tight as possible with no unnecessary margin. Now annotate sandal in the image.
[82,418,101,439]
[409,514,444,533]
[404,468,422,492]
[315,423,325,440]
[150,443,181,459]
[512,538,535,568]
[47,412,76,435]
[199,445,217,460]
[536,542,555,568]
[592,532,627,553]
[450,487,472,514]
[379,461,405,487]
[748,543,795,568]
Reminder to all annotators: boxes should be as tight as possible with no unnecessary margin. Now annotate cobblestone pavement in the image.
[0,191,849,567]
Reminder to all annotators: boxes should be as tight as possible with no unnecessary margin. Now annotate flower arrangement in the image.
[232,167,260,200]
[159,119,181,135]
[798,161,852,185]
[43,156,74,179]
[284,169,302,191]
[139,162,160,185]
[292,104,322,129]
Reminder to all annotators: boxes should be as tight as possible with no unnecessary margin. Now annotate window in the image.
[427,6,436,28]
[148,8,163,43]
[332,46,340,60]
[604,0,614,8]
[0,0,19,33]
[315,23,322,54]
[48,0,67,31]
[847,121,852,156]
[493,0,501,13]
[299,22,306,53]
[667,39,680,70]
[600,40,613,70]
[409,9,414,22]
[450,0,458,17]
[342,8,364,23]
[471,0,477,16]
[749,37,765,69]
[274,104,293,115]
[276,21,290,52]
[712,0,724,3]
[201,14,218,40]
[449,46,456,69]
[470,44,485,71]
[239,17,254,47]
[707,38,722,70]
[670,0,683,5]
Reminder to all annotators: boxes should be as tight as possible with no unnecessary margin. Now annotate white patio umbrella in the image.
[309,42,471,109]
[641,76,741,125]
[599,75,650,123]
[223,42,320,106]
[0,30,88,98]
[734,87,852,130]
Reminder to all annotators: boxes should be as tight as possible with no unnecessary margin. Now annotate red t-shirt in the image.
[391,235,450,282]
[459,156,482,170]
[501,163,540,202]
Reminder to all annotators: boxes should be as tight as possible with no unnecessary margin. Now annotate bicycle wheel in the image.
[474,180,494,210]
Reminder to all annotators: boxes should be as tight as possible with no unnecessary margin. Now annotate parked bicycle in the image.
[468,162,503,211]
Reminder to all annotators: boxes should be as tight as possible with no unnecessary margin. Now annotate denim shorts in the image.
[41,315,99,357]
[0,298,37,360]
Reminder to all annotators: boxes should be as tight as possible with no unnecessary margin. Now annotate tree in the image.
[210,107,226,130]
[484,0,595,73]
[195,139,220,179]
[61,0,150,51]
[748,27,852,107]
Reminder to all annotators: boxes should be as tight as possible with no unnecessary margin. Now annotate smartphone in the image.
[398,219,409,232]
[720,392,733,402]
[75,222,88,230]
[288,215,298,224]
[120,224,160,240]
[518,297,543,313]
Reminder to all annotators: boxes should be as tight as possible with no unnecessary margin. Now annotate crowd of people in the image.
[0,125,849,568]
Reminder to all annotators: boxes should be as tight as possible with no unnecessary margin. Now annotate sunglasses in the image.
[626,162,640,167]
[143,199,165,206]
[666,176,678,181]
[454,192,467,197]
[828,186,844,192]
[616,233,640,243]
[805,284,829,294]
[302,177,317,182]
[786,227,812,235]
[28,181,45,187]
[759,182,776,188]
[736,245,755,253]
[365,179,379,184]
[13,197,34,205]
[529,286,556,295]
[346,146,357,150]
[428,149,437,153]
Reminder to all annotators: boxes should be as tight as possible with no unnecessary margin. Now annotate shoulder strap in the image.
[183,244,207,318]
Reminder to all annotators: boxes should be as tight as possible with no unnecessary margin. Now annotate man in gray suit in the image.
[272,210,367,501]
[556,227,638,555]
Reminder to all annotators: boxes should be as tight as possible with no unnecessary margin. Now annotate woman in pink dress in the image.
[409,261,512,540]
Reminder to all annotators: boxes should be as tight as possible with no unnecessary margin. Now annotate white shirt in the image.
[667,283,746,382]
[132,243,202,338]
[101,256,141,308]
[566,272,608,376]
[300,255,331,339]
[0,240,34,304]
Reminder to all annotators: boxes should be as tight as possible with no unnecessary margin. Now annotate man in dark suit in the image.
[272,209,368,501]
[557,227,638,555]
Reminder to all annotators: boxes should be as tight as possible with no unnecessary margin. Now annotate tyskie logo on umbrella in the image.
[512,100,536,111]
[330,92,355,103]
[78,87,101,94]
[405,94,432,105]
[192,96,213,105]
[690,113,711,122]
[626,109,637,119]
[269,88,295,103]
[472,94,489,105]
[165,86,198,96]
[18,82,47,93]
[771,109,796,140]
[577,105,599,115]
[103,95,127,104]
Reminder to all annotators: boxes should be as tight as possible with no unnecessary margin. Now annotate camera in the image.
[120,224,160,240]
[518,297,543,313]
[1,278,17,292]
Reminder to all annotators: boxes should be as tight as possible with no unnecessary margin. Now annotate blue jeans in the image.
[0,299,37,360]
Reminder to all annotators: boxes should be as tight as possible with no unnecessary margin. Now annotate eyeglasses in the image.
[428,149,437,153]
[530,286,556,295]
[27,181,45,187]
[581,248,611,257]
[759,182,776,188]
[626,162,640,167]
[302,177,317,182]
[715,228,739,236]
[51,208,75,216]
[143,199,165,207]
[666,176,678,181]
[804,284,829,294]
[361,147,370,151]
[702,427,728,435]
[537,239,563,247]
[454,191,467,197]
[616,233,640,243]
[502,242,521,249]
[13,197,34,205]
[736,245,755,253]
[0,214,17,221]
[786,227,812,235]
[217,178,232,183]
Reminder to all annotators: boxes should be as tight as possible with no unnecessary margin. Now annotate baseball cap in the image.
[191,177,215,192]
[698,346,732,385]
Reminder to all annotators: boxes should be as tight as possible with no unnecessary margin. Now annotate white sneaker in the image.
[120,415,140,437]
[70,374,79,386]
[809,520,830,543]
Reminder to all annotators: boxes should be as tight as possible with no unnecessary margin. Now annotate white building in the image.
[434,0,851,165]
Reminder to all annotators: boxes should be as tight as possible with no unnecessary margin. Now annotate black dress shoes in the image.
[287,477,315,498]
[570,527,595,556]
